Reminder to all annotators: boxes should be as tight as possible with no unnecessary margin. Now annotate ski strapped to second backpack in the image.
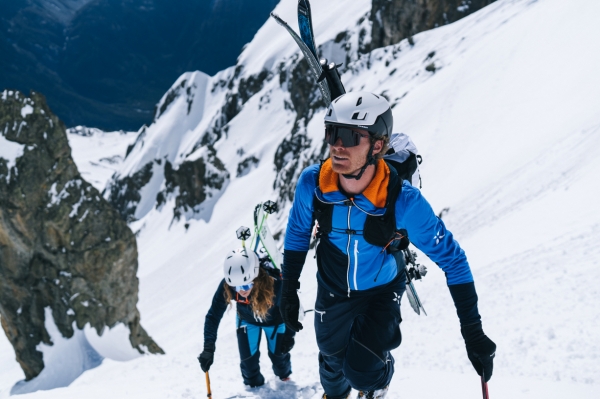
[237,200,282,270]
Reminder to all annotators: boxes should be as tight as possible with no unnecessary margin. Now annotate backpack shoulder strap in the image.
[312,161,333,235]
[362,162,402,248]
[384,160,402,212]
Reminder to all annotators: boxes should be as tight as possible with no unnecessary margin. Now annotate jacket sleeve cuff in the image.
[448,282,482,326]
[203,342,216,353]
[282,249,308,280]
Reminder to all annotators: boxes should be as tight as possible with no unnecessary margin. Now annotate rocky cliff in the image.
[0,90,163,381]
[370,0,496,50]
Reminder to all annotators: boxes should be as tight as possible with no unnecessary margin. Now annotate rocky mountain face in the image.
[0,90,163,381]
[369,0,496,49]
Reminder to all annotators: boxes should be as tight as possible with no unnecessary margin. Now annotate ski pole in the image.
[481,375,489,399]
[205,371,212,398]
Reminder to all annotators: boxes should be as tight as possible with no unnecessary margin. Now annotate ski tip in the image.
[270,12,288,27]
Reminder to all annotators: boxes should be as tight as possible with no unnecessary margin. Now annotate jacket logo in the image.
[434,231,445,245]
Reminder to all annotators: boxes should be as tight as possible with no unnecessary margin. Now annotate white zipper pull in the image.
[314,310,326,322]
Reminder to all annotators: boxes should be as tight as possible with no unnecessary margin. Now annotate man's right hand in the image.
[198,349,214,372]
[280,279,303,332]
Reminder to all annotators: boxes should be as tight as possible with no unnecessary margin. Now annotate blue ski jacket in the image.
[283,159,473,295]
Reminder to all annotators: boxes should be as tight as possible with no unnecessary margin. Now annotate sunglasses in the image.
[325,125,369,148]
[235,283,254,292]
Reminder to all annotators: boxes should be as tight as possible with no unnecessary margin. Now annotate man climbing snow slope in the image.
[279,91,496,398]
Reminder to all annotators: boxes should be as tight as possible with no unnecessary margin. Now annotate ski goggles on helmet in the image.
[324,125,369,147]
[235,283,254,292]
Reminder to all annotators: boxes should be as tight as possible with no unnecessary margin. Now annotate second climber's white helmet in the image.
[223,248,259,286]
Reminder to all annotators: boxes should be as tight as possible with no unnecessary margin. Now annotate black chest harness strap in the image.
[312,161,403,251]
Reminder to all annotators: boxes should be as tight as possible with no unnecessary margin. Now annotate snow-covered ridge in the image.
[2,0,600,397]
[66,126,138,192]
[102,0,374,226]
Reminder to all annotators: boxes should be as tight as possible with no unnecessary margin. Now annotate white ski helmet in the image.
[223,248,259,287]
[324,91,393,138]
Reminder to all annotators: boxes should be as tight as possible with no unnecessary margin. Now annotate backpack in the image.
[383,133,422,188]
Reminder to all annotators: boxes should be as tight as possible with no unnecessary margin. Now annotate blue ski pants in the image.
[314,277,406,397]
[236,318,292,387]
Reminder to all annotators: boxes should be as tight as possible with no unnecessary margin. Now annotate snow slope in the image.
[66,126,138,191]
[2,0,600,397]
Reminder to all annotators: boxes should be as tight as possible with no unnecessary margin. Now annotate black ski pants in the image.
[314,277,405,397]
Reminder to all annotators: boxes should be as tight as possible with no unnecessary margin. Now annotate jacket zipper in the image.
[353,240,359,290]
[346,206,351,297]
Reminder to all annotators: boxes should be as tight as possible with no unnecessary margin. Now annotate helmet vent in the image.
[240,266,245,273]
[356,97,363,106]
[327,108,332,116]
[351,112,367,120]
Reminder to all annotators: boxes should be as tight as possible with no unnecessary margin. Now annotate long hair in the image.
[223,267,275,321]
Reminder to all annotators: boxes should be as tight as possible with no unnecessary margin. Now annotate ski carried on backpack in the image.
[296,0,346,100]
[403,248,427,316]
[271,1,347,104]
[270,12,331,105]
[297,0,318,59]
[250,201,282,269]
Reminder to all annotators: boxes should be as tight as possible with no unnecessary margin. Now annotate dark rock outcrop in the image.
[160,150,229,222]
[272,57,329,204]
[370,0,495,50]
[0,90,163,381]
[105,161,154,223]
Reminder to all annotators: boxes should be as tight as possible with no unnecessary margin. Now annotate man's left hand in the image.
[461,323,496,382]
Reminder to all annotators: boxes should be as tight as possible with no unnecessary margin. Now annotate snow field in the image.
[1,0,600,397]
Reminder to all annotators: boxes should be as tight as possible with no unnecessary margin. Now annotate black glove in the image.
[198,343,215,372]
[279,333,295,354]
[461,323,496,382]
[280,279,303,332]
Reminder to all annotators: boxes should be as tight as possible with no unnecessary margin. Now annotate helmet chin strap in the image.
[342,142,377,180]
